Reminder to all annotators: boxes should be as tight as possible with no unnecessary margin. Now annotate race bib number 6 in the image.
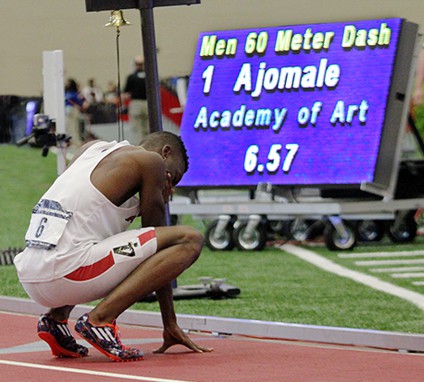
[25,199,73,250]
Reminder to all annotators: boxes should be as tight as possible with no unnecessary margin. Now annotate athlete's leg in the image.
[87,225,203,325]
[47,305,75,322]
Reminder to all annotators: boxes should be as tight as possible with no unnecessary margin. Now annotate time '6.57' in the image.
[244,143,299,174]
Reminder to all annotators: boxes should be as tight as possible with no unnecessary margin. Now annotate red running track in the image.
[1,311,424,382]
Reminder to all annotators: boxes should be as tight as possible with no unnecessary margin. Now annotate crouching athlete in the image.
[14,131,213,362]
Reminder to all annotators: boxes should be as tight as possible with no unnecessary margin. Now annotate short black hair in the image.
[140,131,189,172]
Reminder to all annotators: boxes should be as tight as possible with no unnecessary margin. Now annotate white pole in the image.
[42,50,66,175]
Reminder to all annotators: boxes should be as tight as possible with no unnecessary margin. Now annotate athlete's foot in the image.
[75,313,144,362]
[38,314,89,358]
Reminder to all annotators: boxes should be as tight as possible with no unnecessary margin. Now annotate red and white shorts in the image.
[21,227,157,308]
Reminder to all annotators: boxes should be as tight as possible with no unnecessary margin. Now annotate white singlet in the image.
[14,140,154,285]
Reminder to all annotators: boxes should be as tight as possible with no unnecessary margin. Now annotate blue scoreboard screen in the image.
[179,18,417,191]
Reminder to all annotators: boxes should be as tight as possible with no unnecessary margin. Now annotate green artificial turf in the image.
[1,143,424,335]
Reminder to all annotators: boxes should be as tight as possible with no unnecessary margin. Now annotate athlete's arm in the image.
[135,150,210,352]
[137,151,168,228]
[154,283,213,353]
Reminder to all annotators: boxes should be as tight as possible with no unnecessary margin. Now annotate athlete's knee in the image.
[179,225,204,261]
[155,225,204,261]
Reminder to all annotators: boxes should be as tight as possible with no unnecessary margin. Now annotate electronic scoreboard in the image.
[179,18,419,197]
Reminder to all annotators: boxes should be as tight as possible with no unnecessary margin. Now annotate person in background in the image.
[104,81,119,104]
[124,55,149,143]
[411,45,424,107]
[81,78,103,104]
[65,78,87,147]
[403,45,424,158]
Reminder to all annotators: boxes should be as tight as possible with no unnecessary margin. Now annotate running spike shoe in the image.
[74,313,144,362]
[37,314,89,358]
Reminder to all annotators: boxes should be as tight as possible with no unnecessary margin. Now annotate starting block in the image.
[140,277,241,302]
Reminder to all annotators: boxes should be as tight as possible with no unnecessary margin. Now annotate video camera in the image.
[16,114,71,157]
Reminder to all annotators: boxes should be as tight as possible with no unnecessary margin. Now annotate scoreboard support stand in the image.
[170,186,424,252]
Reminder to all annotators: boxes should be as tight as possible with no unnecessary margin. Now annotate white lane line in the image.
[412,281,424,286]
[355,259,424,266]
[338,250,424,259]
[0,337,166,355]
[370,266,424,273]
[280,244,424,310]
[391,272,424,279]
[0,360,194,382]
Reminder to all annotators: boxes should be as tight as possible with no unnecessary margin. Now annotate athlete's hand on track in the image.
[153,324,214,354]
